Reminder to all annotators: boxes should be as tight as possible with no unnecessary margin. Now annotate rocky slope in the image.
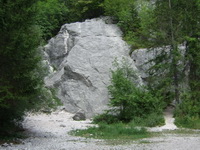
[44,17,143,118]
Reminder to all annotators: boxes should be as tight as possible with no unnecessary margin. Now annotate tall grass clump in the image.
[71,122,150,140]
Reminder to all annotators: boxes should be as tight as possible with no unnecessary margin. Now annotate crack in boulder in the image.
[63,65,93,88]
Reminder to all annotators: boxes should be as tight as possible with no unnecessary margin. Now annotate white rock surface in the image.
[44,17,142,118]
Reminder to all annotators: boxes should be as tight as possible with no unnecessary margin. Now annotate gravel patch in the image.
[0,110,200,150]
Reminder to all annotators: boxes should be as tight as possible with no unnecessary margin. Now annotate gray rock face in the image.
[131,48,155,80]
[131,45,186,81]
[44,17,143,118]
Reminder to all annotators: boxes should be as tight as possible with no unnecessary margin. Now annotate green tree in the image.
[62,0,104,23]
[103,0,156,49]
[0,0,46,134]
[108,59,163,122]
[104,0,140,46]
[147,0,200,128]
[148,0,185,105]
[36,0,69,40]
[174,0,200,128]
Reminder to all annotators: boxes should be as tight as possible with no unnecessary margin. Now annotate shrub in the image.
[175,92,200,129]
[131,113,165,127]
[93,112,120,124]
[106,59,164,123]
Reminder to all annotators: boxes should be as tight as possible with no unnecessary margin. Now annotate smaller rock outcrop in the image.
[72,110,86,121]
[131,45,187,82]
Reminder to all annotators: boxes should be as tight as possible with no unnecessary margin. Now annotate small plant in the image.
[93,112,120,124]
[70,122,150,140]
[131,113,165,127]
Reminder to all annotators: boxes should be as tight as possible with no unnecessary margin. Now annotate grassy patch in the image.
[70,123,151,141]
[175,117,200,129]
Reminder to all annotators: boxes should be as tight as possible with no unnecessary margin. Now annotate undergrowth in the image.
[175,117,200,129]
[70,122,150,140]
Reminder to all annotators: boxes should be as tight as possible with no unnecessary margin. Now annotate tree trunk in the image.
[168,0,180,104]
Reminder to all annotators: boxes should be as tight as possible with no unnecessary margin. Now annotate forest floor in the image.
[0,108,200,150]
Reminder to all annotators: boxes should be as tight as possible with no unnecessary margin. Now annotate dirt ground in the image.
[0,109,200,150]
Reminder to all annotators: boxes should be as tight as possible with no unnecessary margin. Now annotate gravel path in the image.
[0,109,200,150]
[149,106,178,132]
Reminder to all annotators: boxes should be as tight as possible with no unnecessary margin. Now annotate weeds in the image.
[70,122,151,140]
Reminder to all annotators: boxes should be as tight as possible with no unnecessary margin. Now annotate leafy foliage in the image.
[61,0,104,22]
[36,0,69,40]
[131,113,165,127]
[103,0,142,48]
[175,92,200,129]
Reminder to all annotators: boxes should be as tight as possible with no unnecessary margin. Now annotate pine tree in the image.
[0,0,44,134]
[148,0,200,126]
[148,0,184,105]
[174,0,200,123]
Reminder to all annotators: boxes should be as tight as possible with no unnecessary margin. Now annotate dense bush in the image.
[175,92,200,129]
[93,112,120,124]
[131,113,165,127]
[36,0,69,41]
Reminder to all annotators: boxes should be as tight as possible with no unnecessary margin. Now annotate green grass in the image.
[175,117,200,129]
[70,123,151,140]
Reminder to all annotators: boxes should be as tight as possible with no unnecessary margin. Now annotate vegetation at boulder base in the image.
[102,0,200,129]
[72,0,200,129]
[146,0,200,129]
[70,122,150,140]
[72,59,164,140]
[97,59,164,126]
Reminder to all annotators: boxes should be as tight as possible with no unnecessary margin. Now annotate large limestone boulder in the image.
[44,17,143,118]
